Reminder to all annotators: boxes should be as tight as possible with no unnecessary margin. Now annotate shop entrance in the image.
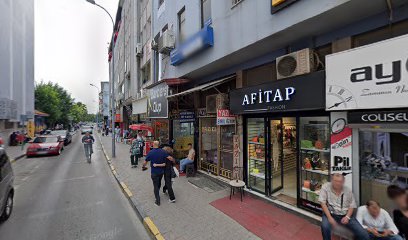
[248,117,298,205]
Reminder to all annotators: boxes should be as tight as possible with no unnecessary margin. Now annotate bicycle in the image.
[84,142,93,163]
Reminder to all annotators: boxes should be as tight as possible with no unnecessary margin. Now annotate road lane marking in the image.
[52,175,95,183]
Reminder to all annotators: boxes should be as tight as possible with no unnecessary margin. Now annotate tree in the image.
[35,82,63,127]
[70,102,88,123]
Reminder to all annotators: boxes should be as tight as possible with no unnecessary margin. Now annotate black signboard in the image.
[348,109,408,124]
[229,71,325,114]
[147,82,168,118]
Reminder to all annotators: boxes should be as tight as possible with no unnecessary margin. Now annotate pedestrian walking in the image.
[142,141,174,206]
[115,127,121,142]
[82,131,95,163]
[130,132,144,168]
[162,145,176,203]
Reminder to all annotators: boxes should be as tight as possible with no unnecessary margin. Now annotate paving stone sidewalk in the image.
[98,134,259,240]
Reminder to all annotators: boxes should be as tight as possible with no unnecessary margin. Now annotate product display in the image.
[299,117,330,212]
[247,118,266,193]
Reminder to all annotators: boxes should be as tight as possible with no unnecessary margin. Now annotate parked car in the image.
[26,136,64,157]
[50,130,72,145]
[0,148,14,222]
[81,126,93,135]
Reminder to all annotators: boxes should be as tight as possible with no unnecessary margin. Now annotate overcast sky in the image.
[35,0,119,114]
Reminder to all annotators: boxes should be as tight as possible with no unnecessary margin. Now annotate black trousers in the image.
[130,154,139,166]
[163,169,175,201]
[151,173,164,203]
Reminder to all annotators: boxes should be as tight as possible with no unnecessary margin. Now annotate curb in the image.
[10,153,26,164]
[97,134,165,240]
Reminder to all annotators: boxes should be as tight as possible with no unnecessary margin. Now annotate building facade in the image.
[108,0,408,219]
[0,0,35,140]
[100,81,110,127]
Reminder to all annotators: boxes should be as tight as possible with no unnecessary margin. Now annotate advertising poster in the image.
[217,109,236,125]
[330,112,353,189]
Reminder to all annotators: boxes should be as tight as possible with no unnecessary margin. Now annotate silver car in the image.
[0,148,14,222]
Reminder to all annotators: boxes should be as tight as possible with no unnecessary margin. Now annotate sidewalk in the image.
[5,145,26,161]
[98,134,322,240]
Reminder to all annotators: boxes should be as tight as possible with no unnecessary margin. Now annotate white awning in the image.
[167,75,235,98]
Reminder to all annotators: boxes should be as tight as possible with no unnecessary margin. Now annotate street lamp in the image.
[86,0,116,158]
[90,83,100,129]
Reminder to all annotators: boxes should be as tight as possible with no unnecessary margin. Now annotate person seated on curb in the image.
[356,200,402,240]
[179,143,195,173]
[319,173,370,240]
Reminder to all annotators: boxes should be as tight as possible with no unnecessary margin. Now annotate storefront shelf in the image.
[250,172,266,179]
[249,141,265,145]
[302,187,320,195]
[300,147,330,153]
[250,157,265,162]
[303,169,329,175]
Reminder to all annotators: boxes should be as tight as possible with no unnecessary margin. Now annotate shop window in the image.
[219,124,235,179]
[299,116,330,211]
[360,131,408,214]
[247,118,266,193]
[153,120,169,144]
[199,118,218,174]
[173,120,194,159]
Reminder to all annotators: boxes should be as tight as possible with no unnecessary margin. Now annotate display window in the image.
[153,120,169,144]
[299,117,330,212]
[247,118,266,193]
[219,125,235,179]
[359,130,408,214]
[199,118,218,174]
[173,120,194,159]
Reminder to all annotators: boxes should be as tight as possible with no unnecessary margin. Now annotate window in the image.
[141,62,151,84]
[178,7,186,43]
[201,0,211,28]
[158,0,164,7]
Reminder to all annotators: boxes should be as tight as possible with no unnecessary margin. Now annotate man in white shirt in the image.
[179,143,195,173]
[357,200,402,240]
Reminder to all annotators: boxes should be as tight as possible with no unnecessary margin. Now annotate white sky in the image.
[35,0,119,114]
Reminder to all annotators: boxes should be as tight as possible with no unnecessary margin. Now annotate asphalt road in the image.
[0,133,150,240]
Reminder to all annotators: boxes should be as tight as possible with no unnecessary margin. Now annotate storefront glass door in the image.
[268,119,283,194]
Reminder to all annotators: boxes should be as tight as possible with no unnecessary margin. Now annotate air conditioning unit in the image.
[158,30,175,54]
[151,39,158,51]
[136,43,143,57]
[206,95,217,114]
[276,48,316,80]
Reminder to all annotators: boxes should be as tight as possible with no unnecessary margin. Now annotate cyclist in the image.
[82,131,95,163]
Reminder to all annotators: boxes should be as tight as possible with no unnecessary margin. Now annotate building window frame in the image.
[231,0,244,9]
[177,7,186,44]
[200,0,211,28]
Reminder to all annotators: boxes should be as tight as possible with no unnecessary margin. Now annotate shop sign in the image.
[330,112,353,189]
[198,108,207,117]
[115,114,122,122]
[326,34,408,111]
[170,25,214,66]
[348,110,408,124]
[271,0,299,14]
[217,109,236,125]
[147,82,168,118]
[179,111,195,123]
[230,71,325,114]
[233,135,240,180]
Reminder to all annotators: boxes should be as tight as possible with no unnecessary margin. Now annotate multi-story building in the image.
[0,0,35,139]
[108,0,152,132]
[100,81,110,127]
[147,0,408,219]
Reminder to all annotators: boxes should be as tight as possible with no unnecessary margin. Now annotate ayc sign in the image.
[326,34,408,111]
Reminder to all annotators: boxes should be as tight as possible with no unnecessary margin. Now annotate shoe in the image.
[168,199,176,203]
[155,201,160,206]
[163,189,167,194]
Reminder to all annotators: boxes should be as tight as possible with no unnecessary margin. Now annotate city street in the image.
[0,133,150,240]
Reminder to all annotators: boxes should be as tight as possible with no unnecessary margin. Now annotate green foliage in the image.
[35,81,92,127]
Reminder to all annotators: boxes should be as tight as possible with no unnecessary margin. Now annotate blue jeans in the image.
[321,214,370,240]
[180,158,194,172]
[369,234,403,240]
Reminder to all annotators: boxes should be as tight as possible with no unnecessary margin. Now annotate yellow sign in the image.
[272,0,285,7]
[27,120,35,138]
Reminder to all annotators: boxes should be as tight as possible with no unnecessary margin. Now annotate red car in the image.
[26,136,64,157]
